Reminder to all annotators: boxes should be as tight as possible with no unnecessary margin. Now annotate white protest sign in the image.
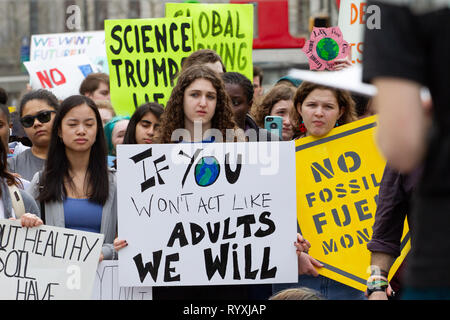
[92,261,152,300]
[0,219,103,300]
[24,54,96,100]
[338,0,365,65]
[30,31,108,73]
[116,142,298,287]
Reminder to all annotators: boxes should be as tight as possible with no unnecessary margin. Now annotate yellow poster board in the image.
[165,3,253,81]
[295,115,410,291]
[105,18,194,115]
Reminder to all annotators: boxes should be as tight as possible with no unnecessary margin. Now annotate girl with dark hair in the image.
[27,95,117,261]
[123,102,164,145]
[221,71,280,142]
[221,71,254,130]
[8,89,59,181]
[0,134,41,227]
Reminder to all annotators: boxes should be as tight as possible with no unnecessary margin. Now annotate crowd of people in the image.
[1,0,448,301]
[0,47,373,300]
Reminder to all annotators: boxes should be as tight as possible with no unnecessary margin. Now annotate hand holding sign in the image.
[302,27,350,71]
[18,213,43,228]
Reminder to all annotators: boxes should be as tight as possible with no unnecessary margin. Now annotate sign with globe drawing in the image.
[116,142,298,287]
[302,27,350,70]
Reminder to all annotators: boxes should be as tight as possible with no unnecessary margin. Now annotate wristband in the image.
[367,286,388,296]
[366,278,389,296]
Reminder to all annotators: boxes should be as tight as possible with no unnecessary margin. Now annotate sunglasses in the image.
[20,110,56,128]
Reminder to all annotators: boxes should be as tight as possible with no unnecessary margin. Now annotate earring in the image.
[299,121,307,133]
[335,122,339,127]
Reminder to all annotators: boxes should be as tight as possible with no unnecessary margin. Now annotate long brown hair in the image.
[291,81,357,138]
[155,65,239,143]
[0,136,21,195]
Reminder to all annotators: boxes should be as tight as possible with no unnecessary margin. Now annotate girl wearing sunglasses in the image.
[26,95,117,262]
[7,89,59,181]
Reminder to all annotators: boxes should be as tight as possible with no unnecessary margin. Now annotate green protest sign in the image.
[105,18,194,115]
[165,3,253,81]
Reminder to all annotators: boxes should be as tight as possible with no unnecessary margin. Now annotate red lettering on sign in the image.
[230,0,305,49]
[350,2,367,25]
[36,68,66,88]
[36,70,53,89]
[50,68,66,86]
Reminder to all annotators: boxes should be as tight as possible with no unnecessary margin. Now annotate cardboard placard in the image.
[295,116,410,291]
[30,31,108,73]
[105,17,194,115]
[0,220,103,300]
[302,27,350,71]
[92,261,152,300]
[165,2,253,81]
[116,142,298,287]
[24,54,95,101]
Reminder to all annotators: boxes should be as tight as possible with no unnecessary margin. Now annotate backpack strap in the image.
[7,184,25,219]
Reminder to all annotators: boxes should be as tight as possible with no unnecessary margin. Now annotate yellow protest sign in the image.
[105,18,194,115]
[295,115,410,291]
[165,3,253,81]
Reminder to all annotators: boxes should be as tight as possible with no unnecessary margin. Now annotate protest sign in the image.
[24,54,95,101]
[338,0,380,65]
[105,17,194,115]
[165,2,253,81]
[295,116,410,291]
[30,31,108,73]
[0,220,103,300]
[116,142,298,287]
[92,261,152,300]
[302,27,350,71]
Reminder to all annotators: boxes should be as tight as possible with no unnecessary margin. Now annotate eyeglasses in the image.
[20,110,56,128]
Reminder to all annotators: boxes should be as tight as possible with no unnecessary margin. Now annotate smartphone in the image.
[264,116,283,139]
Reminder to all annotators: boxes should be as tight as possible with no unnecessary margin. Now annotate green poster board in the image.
[105,18,194,115]
[165,3,253,81]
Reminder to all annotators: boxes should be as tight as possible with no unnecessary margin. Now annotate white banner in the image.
[24,54,96,100]
[116,142,298,287]
[30,31,108,74]
[0,219,103,300]
[92,261,152,300]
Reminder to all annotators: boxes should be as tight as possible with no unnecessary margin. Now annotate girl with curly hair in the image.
[155,65,244,144]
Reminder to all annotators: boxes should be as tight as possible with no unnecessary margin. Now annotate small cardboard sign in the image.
[302,27,350,70]
[92,261,152,300]
[0,220,103,300]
